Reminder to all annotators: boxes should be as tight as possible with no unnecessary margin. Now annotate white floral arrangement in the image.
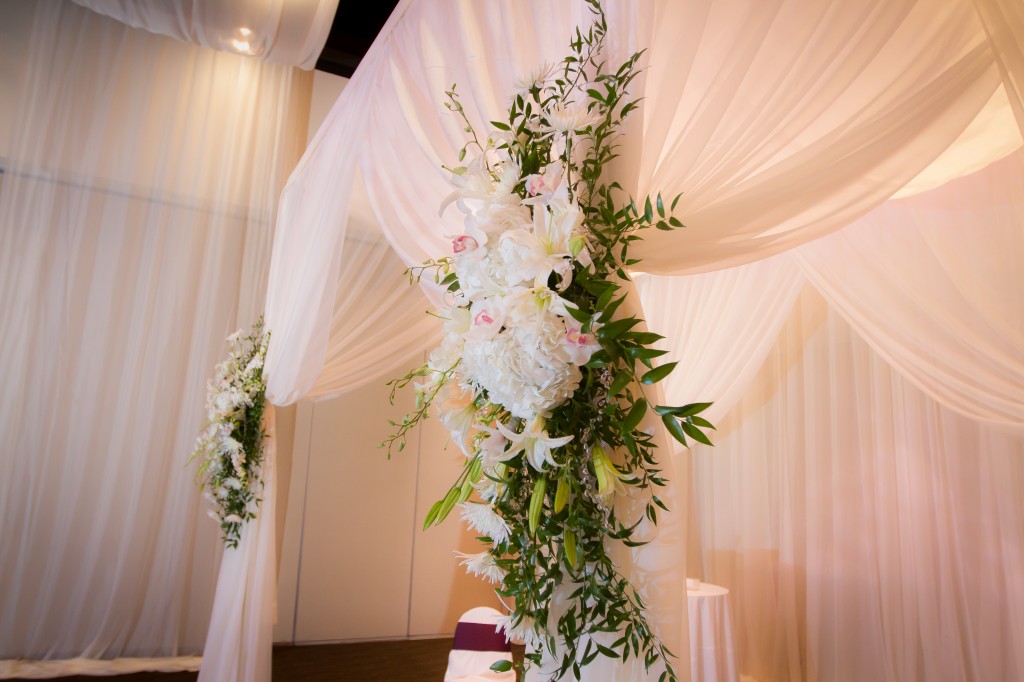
[384,2,713,680]
[191,318,269,549]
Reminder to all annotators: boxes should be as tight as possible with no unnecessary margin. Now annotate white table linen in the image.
[687,583,739,682]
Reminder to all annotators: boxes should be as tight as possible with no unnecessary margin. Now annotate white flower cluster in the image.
[191,322,269,547]
[423,117,606,587]
[430,150,601,423]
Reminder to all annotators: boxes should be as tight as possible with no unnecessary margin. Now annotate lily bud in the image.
[528,476,547,535]
[568,235,585,258]
[592,444,625,498]
[554,473,570,513]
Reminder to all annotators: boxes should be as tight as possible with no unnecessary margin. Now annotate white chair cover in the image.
[444,607,516,682]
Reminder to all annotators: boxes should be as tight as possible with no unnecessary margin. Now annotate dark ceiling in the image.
[315,2,401,78]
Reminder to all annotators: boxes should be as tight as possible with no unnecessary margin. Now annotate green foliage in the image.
[383,2,715,680]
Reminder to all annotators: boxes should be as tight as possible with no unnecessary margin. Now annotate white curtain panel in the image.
[635,254,805,426]
[692,286,1024,682]
[0,0,310,674]
[69,0,338,69]
[197,409,279,682]
[796,149,1024,434]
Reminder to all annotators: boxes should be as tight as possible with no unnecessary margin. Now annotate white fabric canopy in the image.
[261,1,1023,681]
[264,0,1016,403]
[797,150,1024,435]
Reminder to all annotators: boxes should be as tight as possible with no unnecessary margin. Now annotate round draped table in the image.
[687,582,739,682]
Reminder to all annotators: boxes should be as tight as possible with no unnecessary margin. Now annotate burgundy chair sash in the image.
[453,621,511,652]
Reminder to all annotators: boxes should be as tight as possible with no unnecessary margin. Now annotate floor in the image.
[10,639,526,682]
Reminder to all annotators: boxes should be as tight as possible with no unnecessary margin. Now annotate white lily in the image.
[497,416,573,471]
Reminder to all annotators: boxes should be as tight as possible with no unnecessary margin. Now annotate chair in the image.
[443,607,516,681]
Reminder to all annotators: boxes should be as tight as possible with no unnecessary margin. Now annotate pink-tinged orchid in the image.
[464,302,504,341]
[452,235,478,253]
[521,162,565,206]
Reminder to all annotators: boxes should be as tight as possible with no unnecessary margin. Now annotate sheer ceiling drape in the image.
[264,0,1014,401]
[973,0,1024,128]
[69,0,338,69]
[0,0,310,675]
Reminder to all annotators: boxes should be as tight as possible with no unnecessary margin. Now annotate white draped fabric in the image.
[197,409,279,682]
[261,1,1023,680]
[69,0,338,69]
[631,151,1024,680]
[635,255,805,426]
[973,0,1024,128]
[3,0,1024,681]
[797,151,1024,434]
[693,286,1024,682]
[0,0,310,677]
[264,0,1015,398]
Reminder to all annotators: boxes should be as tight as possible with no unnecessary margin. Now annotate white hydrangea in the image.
[461,329,582,420]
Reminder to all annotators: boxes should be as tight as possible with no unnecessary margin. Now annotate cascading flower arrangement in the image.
[384,2,713,679]
[190,318,269,549]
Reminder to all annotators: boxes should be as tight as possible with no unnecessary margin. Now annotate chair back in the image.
[443,607,515,681]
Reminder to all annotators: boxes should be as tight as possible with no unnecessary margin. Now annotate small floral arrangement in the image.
[191,318,270,549]
[384,2,713,680]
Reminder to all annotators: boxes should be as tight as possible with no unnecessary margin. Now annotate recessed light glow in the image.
[231,39,251,53]
[238,27,252,37]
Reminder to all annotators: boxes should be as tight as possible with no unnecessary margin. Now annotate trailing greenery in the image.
[383,3,713,679]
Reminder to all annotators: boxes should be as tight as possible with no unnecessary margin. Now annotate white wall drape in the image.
[631,150,1024,681]
[0,0,310,676]
[692,286,1024,682]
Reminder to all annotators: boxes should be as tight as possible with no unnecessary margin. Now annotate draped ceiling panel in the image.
[69,0,338,69]
[263,0,1020,404]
